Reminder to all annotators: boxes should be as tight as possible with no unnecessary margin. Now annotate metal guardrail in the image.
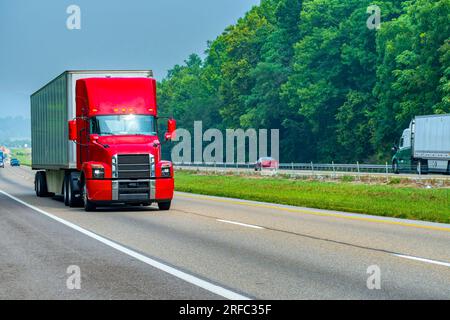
[173,162,394,174]
[173,162,450,183]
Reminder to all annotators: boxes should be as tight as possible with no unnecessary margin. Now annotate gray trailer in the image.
[392,114,450,174]
[31,70,153,194]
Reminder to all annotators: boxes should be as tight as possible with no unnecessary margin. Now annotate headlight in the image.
[161,166,171,177]
[92,165,105,179]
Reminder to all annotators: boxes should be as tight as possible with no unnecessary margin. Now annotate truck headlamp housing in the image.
[112,155,118,178]
[161,165,171,177]
[92,165,105,179]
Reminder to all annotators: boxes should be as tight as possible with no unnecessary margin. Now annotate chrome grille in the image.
[116,154,154,179]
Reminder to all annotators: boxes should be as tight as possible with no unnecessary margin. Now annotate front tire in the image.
[82,183,96,212]
[392,161,399,174]
[158,201,171,211]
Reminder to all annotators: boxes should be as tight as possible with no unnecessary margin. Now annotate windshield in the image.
[90,115,156,136]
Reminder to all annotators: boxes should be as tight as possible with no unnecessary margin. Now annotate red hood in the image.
[96,135,160,160]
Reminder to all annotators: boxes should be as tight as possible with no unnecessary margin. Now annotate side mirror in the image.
[165,119,177,141]
[391,145,398,152]
[68,120,77,141]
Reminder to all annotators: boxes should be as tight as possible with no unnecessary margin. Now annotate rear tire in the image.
[67,173,82,207]
[35,171,49,197]
[63,176,69,206]
[158,201,171,211]
[82,183,96,212]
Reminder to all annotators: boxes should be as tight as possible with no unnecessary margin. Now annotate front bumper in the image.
[86,178,174,203]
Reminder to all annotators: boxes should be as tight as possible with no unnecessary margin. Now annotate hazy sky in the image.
[0,0,259,117]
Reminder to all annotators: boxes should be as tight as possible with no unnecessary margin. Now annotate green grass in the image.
[9,148,32,166]
[175,171,450,224]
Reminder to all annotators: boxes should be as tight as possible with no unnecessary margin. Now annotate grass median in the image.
[175,171,450,224]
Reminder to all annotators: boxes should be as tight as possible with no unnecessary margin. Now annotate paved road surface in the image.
[0,165,449,299]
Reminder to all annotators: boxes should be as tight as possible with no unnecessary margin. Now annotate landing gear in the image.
[416,160,428,175]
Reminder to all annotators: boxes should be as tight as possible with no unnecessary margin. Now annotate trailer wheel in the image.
[82,183,96,212]
[158,201,171,211]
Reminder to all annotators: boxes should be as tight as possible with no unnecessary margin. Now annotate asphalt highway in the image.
[0,165,449,299]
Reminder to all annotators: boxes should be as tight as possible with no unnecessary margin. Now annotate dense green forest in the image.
[158,0,450,163]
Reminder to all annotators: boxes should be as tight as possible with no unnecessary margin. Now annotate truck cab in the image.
[32,71,176,212]
[70,78,175,211]
[392,127,412,173]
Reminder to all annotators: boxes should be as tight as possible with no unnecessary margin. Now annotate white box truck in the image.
[392,114,450,174]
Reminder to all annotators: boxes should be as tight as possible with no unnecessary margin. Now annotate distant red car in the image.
[255,157,279,171]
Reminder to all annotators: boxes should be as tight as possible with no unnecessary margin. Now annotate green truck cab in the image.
[392,128,414,174]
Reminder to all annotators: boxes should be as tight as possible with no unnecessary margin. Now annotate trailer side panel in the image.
[31,72,70,170]
[414,114,450,160]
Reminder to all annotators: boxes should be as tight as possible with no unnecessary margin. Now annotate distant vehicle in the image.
[10,158,20,167]
[255,157,278,171]
[392,114,450,174]
[0,151,4,168]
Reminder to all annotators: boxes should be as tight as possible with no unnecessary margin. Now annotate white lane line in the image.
[393,254,450,268]
[217,219,265,230]
[0,190,251,300]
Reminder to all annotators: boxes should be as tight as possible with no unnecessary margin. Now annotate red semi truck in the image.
[31,70,176,211]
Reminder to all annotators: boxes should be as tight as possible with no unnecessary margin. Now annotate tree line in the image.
[158,0,450,163]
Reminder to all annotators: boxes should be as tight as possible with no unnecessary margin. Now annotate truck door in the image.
[76,117,90,167]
